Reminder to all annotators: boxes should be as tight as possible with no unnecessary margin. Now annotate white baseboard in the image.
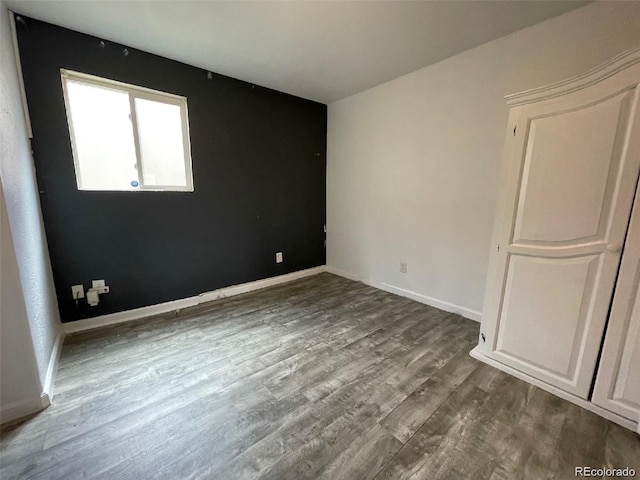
[42,330,63,401]
[469,346,638,432]
[325,265,482,322]
[0,396,45,425]
[325,265,360,281]
[40,392,51,408]
[0,329,61,424]
[375,282,481,322]
[63,266,327,334]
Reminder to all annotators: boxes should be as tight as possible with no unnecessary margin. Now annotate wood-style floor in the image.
[1,273,638,480]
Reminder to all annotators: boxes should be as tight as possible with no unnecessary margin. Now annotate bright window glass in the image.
[65,80,139,191]
[135,98,187,187]
[61,70,193,192]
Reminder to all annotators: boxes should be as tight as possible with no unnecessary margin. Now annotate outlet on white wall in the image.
[276,252,283,263]
[400,262,407,273]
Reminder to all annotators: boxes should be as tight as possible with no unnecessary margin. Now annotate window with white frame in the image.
[61,69,193,191]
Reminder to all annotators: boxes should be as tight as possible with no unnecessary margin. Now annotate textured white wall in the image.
[327,1,640,319]
[0,183,42,417]
[0,0,61,415]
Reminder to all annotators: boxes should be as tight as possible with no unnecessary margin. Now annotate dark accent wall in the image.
[15,16,327,322]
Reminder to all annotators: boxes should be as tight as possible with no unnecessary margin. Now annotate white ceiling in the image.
[8,1,590,104]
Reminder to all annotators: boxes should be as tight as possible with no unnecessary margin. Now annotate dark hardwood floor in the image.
[1,273,638,479]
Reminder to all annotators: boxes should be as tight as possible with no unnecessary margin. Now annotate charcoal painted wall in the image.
[15,16,327,322]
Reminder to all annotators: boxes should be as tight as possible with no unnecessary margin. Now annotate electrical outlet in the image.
[400,262,407,273]
[71,284,84,299]
[92,279,106,288]
[276,252,283,263]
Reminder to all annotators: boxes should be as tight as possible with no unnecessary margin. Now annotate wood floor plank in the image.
[255,382,404,480]
[552,403,607,478]
[603,422,640,474]
[1,272,638,480]
[314,424,403,480]
[485,387,571,480]
[372,365,502,480]
[186,354,406,480]
[422,370,531,479]
[380,348,480,443]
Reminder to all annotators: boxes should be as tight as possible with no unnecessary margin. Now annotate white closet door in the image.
[592,181,640,422]
[480,62,640,398]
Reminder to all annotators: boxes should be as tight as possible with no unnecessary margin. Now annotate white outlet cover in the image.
[276,252,283,263]
[71,284,85,299]
[92,279,106,288]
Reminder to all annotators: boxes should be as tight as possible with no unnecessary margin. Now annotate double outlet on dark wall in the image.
[15,16,327,322]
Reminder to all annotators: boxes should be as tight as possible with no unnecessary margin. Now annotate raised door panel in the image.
[480,64,640,398]
[593,183,640,422]
[496,254,599,380]
[513,94,626,245]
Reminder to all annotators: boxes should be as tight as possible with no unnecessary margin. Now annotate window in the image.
[61,69,193,191]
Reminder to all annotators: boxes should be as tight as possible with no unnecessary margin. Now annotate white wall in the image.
[327,1,640,320]
[0,1,61,422]
[0,183,43,421]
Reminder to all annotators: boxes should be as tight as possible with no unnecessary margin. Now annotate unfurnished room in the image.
[1,1,639,479]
